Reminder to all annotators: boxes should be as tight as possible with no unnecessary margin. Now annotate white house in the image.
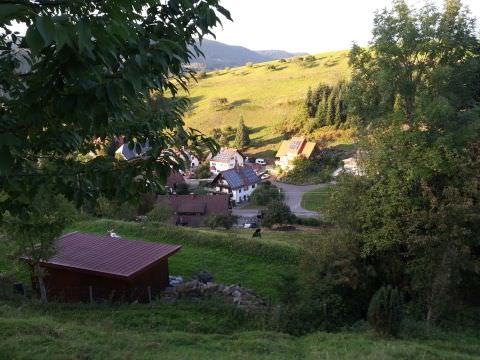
[209,148,245,175]
[210,166,261,204]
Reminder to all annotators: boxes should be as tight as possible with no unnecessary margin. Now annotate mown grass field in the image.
[182,50,352,157]
[2,220,480,359]
[301,184,335,212]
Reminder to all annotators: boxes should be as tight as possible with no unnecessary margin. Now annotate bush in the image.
[195,162,212,179]
[175,182,190,195]
[304,55,316,62]
[147,202,174,223]
[281,150,341,185]
[294,217,323,227]
[262,201,294,228]
[210,97,229,111]
[278,58,286,63]
[95,196,137,221]
[250,183,283,206]
[196,70,208,79]
[266,64,277,71]
[368,286,403,337]
[137,193,156,215]
[203,214,237,229]
[245,62,253,67]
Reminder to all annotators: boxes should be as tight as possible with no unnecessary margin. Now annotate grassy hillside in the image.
[2,220,480,359]
[2,300,479,359]
[183,50,352,157]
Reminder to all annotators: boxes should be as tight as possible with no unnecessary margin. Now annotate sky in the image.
[210,0,480,54]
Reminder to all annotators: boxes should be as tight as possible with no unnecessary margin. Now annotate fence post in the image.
[89,285,93,304]
[147,286,152,303]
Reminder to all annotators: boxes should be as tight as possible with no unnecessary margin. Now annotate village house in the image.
[275,136,317,171]
[115,142,151,161]
[25,232,181,303]
[156,193,230,226]
[209,148,245,174]
[210,166,261,204]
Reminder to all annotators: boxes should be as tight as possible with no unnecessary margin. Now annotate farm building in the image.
[210,166,261,204]
[156,193,230,226]
[26,232,181,303]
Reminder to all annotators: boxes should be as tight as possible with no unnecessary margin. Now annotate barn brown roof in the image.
[36,232,181,279]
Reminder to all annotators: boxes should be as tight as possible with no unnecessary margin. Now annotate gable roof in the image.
[33,232,181,279]
[211,148,244,163]
[213,166,261,189]
[158,194,229,215]
[275,136,317,159]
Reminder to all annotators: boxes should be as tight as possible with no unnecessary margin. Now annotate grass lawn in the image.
[301,184,335,212]
[182,50,353,156]
[1,299,479,359]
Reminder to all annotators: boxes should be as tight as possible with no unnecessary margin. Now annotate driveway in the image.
[272,181,326,218]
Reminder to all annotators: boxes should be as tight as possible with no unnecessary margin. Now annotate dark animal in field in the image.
[252,229,261,238]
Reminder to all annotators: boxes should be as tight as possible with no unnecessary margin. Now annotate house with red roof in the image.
[156,193,230,226]
[24,232,181,303]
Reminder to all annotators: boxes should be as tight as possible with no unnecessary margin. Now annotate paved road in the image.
[272,181,327,218]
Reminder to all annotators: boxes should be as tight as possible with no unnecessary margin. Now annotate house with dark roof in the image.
[210,166,261,204]
[156,194,230,226]
[24,232,181,303]
[275,136,318,171]
[209,148,245,174]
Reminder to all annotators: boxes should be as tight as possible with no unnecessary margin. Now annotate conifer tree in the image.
[234,116,250,148]
[316,90,328,127]
[326,90,336,125]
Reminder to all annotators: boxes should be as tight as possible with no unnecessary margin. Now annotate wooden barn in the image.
[27,232,181,303]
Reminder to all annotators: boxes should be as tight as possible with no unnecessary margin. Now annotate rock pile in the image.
[163,274,267,312]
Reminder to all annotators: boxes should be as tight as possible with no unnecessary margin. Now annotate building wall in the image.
[39,259,170,303]
[210,153,244,174]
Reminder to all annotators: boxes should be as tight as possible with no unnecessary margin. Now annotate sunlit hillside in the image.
[183,50,351,157]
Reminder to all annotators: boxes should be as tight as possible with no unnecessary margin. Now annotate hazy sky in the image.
[210,0,480,53]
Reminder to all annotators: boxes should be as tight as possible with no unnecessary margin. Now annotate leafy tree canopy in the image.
[0,0,231,219]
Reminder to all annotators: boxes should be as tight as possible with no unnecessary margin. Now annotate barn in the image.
[28,232,181,303]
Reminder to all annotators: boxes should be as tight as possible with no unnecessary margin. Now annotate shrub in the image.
[278,58,286,63]
[95,196,136,221]
[368,286,403,337]
[245,62,253,67]
[250,183,283,206]
[262,201,294,228]
[175,182,190,195]
[137,193,156,215]
[196,70,208,79]
[304,55,316,62]
[147,202,174,223]
[203,214,237,229]
[195,162,212,179]
[210,97,229,111]
[266,64,277,71]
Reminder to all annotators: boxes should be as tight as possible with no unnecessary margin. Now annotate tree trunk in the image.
[35,264,48,304]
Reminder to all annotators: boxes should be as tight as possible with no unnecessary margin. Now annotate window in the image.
[252,184,256,189]
[239,189,242,193]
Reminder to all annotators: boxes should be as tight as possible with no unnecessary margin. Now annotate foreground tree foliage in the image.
[0,1,230,265]
[1,0,230,212]
[327,0,480,327]
[367,286,403,337]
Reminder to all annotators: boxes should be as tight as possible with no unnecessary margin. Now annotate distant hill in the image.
[190,39,306,70]
[183,49,353,157]
[255,49,307,61]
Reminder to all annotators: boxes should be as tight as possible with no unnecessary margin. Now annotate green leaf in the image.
[36,16,56,44]
[25,26,44,54]
[0,4,26,22]
[77,20,92,55]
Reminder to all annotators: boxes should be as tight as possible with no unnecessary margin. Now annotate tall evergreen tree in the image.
[326,90,336,126]
[315,90,328,127]
[234,116,250,148]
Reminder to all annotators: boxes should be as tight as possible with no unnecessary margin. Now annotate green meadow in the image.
[183,50,351,157]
